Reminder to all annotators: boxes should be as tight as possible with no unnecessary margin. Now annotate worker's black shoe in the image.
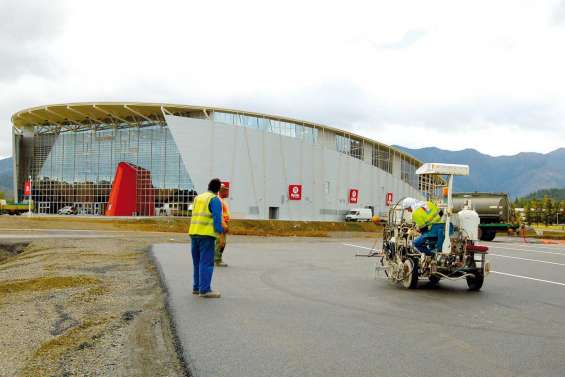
[192,290,199,295]
[199,290,221,298]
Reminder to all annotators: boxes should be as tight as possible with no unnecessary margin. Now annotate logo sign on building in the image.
[24,180,31,196]
[221,181,230,198]
[386,192,393,206]
[288,184,302,200]
[349,189,359,204]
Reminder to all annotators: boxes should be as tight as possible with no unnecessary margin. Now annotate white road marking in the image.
[489,253,565,266]
[485,244,565,256]
[343,243,374,250]
[487,242,565,252]
[491,271,565,287]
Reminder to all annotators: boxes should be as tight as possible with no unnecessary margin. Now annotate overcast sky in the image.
[1,0,565,158]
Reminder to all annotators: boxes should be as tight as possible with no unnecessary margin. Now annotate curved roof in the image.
[11,102,420,166]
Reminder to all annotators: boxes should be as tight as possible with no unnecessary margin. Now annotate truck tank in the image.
[453,193,510,224]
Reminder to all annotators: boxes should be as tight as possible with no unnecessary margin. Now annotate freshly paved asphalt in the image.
[152,236,565,377]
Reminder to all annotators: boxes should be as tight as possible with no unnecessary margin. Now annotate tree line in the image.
[514,196,565,225]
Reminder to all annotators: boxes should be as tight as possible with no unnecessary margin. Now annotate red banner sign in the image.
[288,184,302,200]
[349,189,359,204]
[24,180,31,196]
[386,192,393,206]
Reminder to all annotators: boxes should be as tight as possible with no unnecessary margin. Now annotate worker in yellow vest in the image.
[401,197,445,255]
[215,184,231,267]
[188,178,226,298]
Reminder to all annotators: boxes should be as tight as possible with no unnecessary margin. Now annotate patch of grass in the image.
[0,275,100,295]
[21,317,113,376]
[228,219,381,237]
[0,216,383,237]
[536,231,565,240]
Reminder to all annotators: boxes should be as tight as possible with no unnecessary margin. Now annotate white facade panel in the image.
[165,114,423,221]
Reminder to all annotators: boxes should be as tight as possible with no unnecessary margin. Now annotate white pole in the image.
[28,175,32,217]
[442,175,453,254]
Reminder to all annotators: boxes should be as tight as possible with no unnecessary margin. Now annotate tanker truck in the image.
[452,192,516,241]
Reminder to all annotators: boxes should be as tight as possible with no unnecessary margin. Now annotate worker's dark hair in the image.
[208,178,222,193]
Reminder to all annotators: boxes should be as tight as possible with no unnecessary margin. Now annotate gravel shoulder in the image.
[0,236,187,377]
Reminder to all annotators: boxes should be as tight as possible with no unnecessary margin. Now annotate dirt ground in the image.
[0,215,381,377]
[0,236,187,377]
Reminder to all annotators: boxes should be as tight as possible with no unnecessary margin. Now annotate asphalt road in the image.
[152,236,565,377]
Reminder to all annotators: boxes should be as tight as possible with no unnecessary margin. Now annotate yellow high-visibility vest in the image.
[412,201,442,229]
[188,192,218,238]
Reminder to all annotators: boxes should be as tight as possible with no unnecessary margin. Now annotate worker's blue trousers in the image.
[413,223,448,255]
[191,236,215,293]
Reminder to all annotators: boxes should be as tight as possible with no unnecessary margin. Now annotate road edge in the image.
[148,245,195,377]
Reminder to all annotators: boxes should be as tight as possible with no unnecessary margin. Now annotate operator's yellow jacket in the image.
[412,201,442,230]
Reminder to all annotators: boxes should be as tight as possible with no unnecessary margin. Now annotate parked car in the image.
[58,205,77,215]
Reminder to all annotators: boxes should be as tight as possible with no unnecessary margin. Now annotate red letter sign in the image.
[386,192,393,206]
[24,180,31,196]
[288,184,302,200]
[349,189,359,204]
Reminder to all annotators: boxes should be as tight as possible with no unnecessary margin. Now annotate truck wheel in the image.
[466,270,484,291]
[402,259,419,289]
[480,230,496,242]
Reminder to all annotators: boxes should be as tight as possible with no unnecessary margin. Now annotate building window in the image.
[401,156,418,189]
[336,135,363,160]
[212,111,318,143]
[371,144,392,174]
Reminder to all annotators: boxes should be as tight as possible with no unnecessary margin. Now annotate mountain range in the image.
[0,157,13,198]
[395,146,565,198]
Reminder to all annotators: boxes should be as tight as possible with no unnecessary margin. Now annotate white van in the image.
[345,208,373,222]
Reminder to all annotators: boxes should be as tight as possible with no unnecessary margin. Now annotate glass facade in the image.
[29,123,195,215]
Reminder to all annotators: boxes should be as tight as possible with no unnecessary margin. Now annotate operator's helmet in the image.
[401,198,425,211]
[401,198,417,210]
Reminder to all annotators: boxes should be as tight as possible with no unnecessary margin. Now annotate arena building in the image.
[11,102,424,220]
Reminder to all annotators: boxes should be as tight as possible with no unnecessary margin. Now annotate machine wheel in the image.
[402,259,419,289]
[466,270,484,291]
[428,275,441,286]
[479,229,496,241]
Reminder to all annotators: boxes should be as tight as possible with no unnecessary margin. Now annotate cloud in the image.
[0,0,66,82]
[553,0,565,24]
[1,0,565,158]
[378,30,428,50]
